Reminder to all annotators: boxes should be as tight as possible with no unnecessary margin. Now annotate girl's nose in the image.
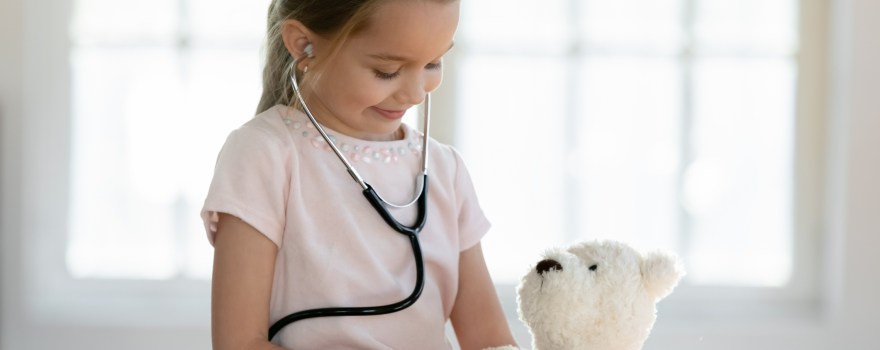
[396,71,441,106]
[395,78,426,106]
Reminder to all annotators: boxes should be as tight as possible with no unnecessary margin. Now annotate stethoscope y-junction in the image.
[268,46,431,341]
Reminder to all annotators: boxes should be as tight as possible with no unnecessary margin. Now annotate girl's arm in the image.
[450,243,518,350]
[212,213,286,350]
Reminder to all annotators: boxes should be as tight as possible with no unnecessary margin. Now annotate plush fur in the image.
[485,240,685,350]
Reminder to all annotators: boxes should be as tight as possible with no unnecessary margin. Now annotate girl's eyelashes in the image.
[373,61,443,80]
[374,69,401,80]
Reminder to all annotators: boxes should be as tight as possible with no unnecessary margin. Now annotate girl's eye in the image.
[374,61,442,80]
[374,69,401,80]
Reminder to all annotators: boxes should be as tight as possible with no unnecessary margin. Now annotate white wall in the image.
[2,0,879,349]
[1,0,24,347]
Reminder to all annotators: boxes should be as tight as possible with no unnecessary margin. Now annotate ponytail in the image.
[256,16,296,115]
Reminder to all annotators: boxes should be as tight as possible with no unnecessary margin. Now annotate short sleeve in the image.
[450,148,491,251]
[201,125,290,247]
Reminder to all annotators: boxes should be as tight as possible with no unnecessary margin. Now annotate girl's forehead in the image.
[350,0,459,59]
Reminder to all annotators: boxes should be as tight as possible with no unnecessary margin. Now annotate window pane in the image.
[69,0,267,280]
[456,2,799,289]
[68,46,260,279]
[456,55,570,282]
[580,0,683,52]
[574,56,682,251]
[69,47,185,279]
[686,57,795,286]
[695,0,798,53]
[459,0,572,53]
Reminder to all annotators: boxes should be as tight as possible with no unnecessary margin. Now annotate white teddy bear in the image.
[486,240,685,350]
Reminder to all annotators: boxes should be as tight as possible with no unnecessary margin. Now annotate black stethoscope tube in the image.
[267,174,429,341]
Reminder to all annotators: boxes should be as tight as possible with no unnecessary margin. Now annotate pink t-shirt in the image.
[202,105,490,349]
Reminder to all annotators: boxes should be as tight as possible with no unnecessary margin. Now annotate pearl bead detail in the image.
[283,116,424,164]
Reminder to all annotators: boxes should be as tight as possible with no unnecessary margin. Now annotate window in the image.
[67,0,270,279]
[456,0,803,288]
[51,0,809,332]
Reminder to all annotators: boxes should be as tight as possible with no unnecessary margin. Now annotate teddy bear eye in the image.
[589,264,598,271]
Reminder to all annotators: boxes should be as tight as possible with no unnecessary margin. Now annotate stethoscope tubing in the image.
[289,56,431,208]
[267,175,429,340]
[268,56,431,341]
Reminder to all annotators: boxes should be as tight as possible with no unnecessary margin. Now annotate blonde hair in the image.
[256,0,384,114]
[256,0,458,114]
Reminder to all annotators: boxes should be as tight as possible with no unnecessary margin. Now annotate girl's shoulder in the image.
[239,105,296,138]
[225,105,299,151]
[423,135,471,178]
[426,138,459,162]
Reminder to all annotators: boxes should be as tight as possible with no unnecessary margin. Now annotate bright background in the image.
[2,0,879,349]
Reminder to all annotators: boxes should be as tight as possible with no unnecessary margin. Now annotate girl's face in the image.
[304,0,459,141]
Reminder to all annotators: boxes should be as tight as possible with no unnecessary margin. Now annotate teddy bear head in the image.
[515,240,684,350]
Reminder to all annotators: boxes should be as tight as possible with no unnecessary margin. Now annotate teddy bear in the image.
[486,240,685,350]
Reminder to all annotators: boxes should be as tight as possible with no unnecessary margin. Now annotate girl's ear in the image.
[280,19,314,60]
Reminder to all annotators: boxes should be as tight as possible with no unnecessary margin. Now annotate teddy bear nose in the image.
[536,259,563,275]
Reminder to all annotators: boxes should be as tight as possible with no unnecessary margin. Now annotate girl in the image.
[203,0,517,349]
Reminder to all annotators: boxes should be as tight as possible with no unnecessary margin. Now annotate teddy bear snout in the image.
[536,259,563,275]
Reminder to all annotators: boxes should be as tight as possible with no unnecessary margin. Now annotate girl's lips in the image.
[372,107,407,120]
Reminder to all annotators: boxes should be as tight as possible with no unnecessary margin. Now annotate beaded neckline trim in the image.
[283,117,424,164]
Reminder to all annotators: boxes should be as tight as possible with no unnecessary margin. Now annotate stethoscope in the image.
[268,46,431,341]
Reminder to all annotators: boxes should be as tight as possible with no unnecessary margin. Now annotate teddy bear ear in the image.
[639,250,686,301]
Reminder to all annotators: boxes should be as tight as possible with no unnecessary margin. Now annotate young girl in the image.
[203,0,517,349]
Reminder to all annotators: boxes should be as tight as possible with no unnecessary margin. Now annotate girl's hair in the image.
[256,0,457,114]
[256,0,384,114]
